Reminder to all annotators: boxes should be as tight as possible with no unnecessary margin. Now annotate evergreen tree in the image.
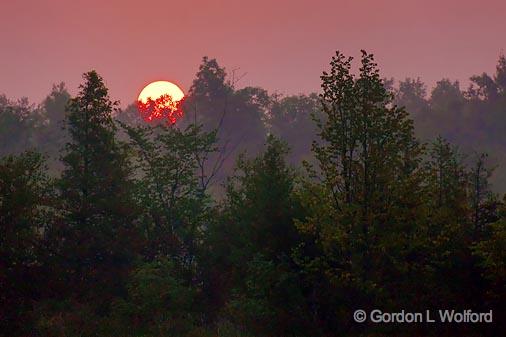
[59,71,138,303]
[206,136,308,335]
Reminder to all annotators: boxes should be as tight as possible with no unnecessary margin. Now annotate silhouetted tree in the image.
[58,71,139,304]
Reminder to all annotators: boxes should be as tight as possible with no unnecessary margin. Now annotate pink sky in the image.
[1,0,505,106]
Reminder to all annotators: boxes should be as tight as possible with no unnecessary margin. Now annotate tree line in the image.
[0,51,505,336]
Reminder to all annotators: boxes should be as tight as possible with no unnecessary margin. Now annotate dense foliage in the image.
[1,52,505,336]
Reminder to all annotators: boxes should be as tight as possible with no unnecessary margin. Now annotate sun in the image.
[137,81,185,124]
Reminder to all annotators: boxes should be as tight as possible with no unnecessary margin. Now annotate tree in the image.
[111,258,198,336]
[297,50,427,331]
[58,70,138,303]
[422,138,475,308]
[473,197,506,319]
[468,153,496,237]
[269,93,321,165]
[394,78,433,140]
[182,56,233,130]
[223,135,299,260]
[0,151,52,335]
[121,122,217,266]
[425,137,468,210]
[494,53,506,94]
[118,122,218,335]
[35,83,71,172]
[395,78,429,115]
[428,79,469,145]
[468,73,498,101]
[0,96,36,156]
[182,57,268,186]
[205,136,308,335]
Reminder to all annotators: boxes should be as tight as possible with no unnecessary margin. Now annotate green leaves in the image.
[0,151,52,334]
[0,151,49,263]
[121,122,218,272]
[314,51,421,213]
[112,258,198,336]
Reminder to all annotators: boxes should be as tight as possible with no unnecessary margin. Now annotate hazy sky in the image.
[1,0,505,106]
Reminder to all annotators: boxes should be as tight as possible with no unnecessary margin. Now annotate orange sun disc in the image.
[137,81,185,124]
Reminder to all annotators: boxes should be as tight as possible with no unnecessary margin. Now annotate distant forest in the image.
[1,51,505,336]
[2,54,506,191]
